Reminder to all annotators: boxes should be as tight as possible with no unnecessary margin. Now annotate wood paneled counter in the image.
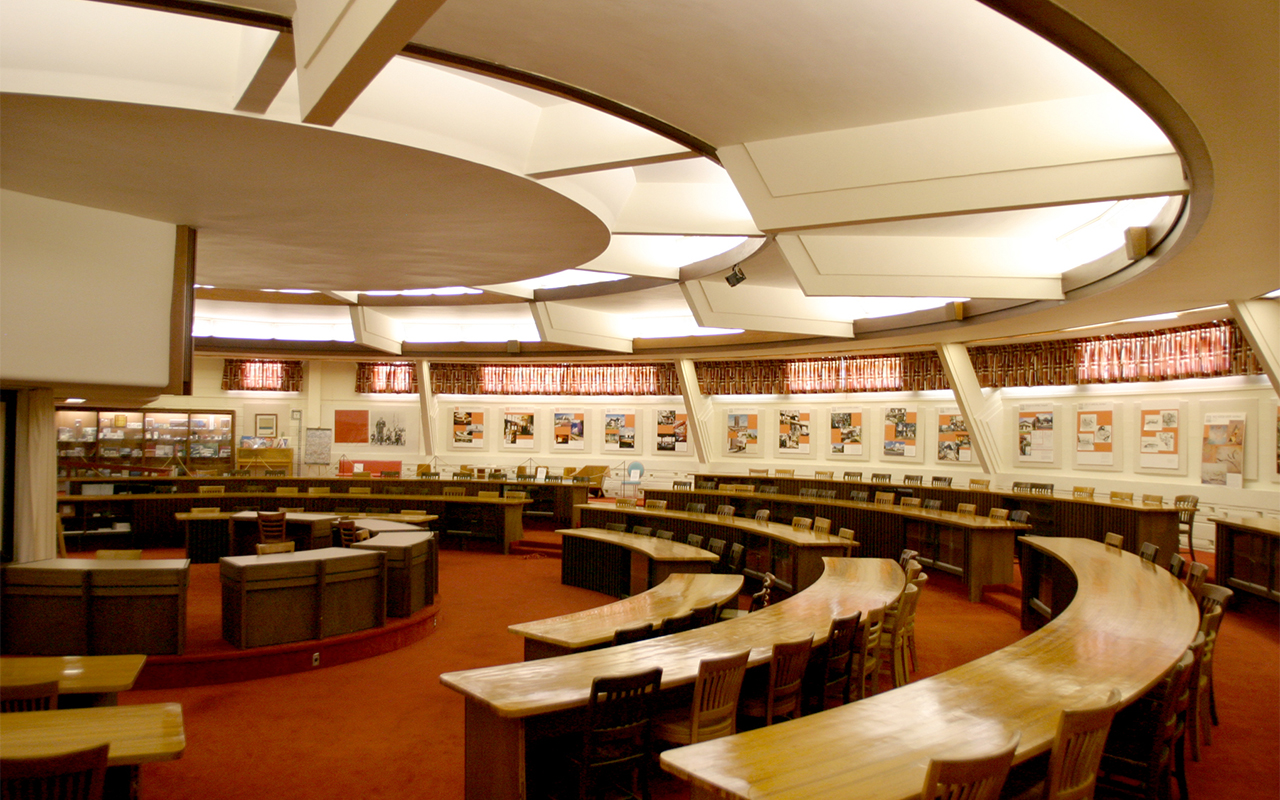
[511,573,744,660]
[2,558,189,656]
[559,528,722,599]
[660,537,1201,800]
[352,530,437,616]
[1211,514,1280,601]
[219,548,386,648]
[441,557,904,800]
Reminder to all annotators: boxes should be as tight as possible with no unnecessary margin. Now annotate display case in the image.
[56,408,237,478]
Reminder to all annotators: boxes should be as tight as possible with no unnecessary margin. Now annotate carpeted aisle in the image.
[120,544,1278,800]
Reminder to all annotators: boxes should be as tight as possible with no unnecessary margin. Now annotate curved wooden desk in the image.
[511,573,744,660]
[577,505,848,594]
[660,536,1201,800]
[441,557,905,800]
[560,527,721,598]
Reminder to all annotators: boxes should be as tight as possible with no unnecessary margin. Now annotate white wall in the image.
[0,190,176,388]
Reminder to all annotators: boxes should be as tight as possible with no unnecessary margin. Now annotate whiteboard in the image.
[304,428,333,465]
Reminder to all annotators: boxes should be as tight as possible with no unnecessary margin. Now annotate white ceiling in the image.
[0,0,1275,356]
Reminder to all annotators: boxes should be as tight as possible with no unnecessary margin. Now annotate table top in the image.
[441,557,904,718]
[353,530,435,548]
[351,518,432,533]
[230,511,340,522]
[1210,514,1280,535]
[0,655,146,695]
[659,537,1201,800]
[220,546,376,568]
[510,573,745,650]
[0,703,186,766]
[578,505,853,547]
[4,558,190,572]
[559,527,722,562]
[341,512,436,523]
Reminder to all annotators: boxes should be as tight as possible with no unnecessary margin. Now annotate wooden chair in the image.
[275,486,299,495]
[988,508,1009,521]
[726,543,745,575]
[1109,491,1133,503]
[1175,495,1199,561]
[1,742,109,800]
[922,498,942,510]
[265,469,288,477]
[899,497,922,508]
[1008,509,1030,524]
[1004,689,1123,800]
[837,527,860,557]
[812,517,831,535]
[903,571,927,675]
[1,680,59,712]
[1167,552,1187,579]
[849,489,870,503]
[1030,483,1055,496]
[852,606,885,700]
[255,541,296,555]
[806,611,861,713]
[506,491,527,500]
[685,534,704,550]
[899,549,919,570]
[690,603,720,629]
[653,651,750,745]
[671,480,692,490]
[441,487,465,497]
[632,526,653,537]
[715,505,735,517]
[1192,605,1226,759]
[903,474,923,485]
[685,502,705,514]
[615,497,637,509]
[1139,542,1159,563]
[931,476,953,487]
[920,734,1019,800]
[870,473,891,483]
[1072,486,1096,498]
[754,509,770,522]
[198,485,226,495]
[1099,645,1198,800]
[658,609,697,635]
[813,470,834,480]
[644,499,667,510]
[478,490,500,499]
[612,623,654,647]
[94,549,142,559]
[256,510,287,544]
[350,487,373,495]
[603,523,627,533]
[655,530,674,541]
[874,492,895,505]
[748,468,769,476]
[957,502,977,515]
[968,479,990,490]
[1103,532,1124,548]
[1142,493,1163,505]
[1012,481,1032,493]
[741,635,813,727]
[307,486,331,495]
[1184,561,1209,602]
[791,517,813,531]
[843,471,862,481]
[569,667,662,800]
[773,469,794,478]
[337,520,368,547]
[1197,583,1232,617]
[707,539,727,569]
[879,583,922,689]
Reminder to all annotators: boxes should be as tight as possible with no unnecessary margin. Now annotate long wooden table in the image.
[587,498,1025,601]
[0,701,185,797]
[511,573,744,660]
[0,654,146,707]
[1211,514,1280,601]
[559,527,721,598]
[441,557,905,800]
[660,536,1201,800]
[1,559,189,656]
[683,474,1180,565]
[577,505,849,595]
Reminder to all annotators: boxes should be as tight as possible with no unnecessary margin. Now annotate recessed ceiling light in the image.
[63,397,87,404]
[363,287,482,297]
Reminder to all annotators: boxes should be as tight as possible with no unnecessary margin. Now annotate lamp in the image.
[725,264,746,287]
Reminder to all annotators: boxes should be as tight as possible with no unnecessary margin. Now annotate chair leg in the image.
[1184,526,1197,562]
[906,630,918,674]
[1209,676,1219,726]
[1189,689,1202,762]
[1173,732,1189,800]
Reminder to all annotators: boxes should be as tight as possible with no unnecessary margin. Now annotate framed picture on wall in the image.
[255,414,277,438]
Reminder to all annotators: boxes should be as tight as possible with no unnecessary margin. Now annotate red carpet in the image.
[114,541,1277,800]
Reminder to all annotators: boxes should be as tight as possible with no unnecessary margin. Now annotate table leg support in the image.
[464,697,526,800]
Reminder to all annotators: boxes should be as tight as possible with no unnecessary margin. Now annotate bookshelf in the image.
[57,407,236,478]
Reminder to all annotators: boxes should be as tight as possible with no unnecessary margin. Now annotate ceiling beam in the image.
[681,280,855,339]
[776,234,1066,300]
[293,0,448,126]
[235,30,296,114]
[349,305,402,355]
[529,301,633,353]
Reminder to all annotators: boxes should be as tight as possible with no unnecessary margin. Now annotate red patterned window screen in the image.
[430,363,679,395]
[356,362,419,394]
[1076,320,1261,383]
[698,355,936,395]
[221,359,303,392]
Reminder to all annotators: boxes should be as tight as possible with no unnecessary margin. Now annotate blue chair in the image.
[621,461,645,497]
